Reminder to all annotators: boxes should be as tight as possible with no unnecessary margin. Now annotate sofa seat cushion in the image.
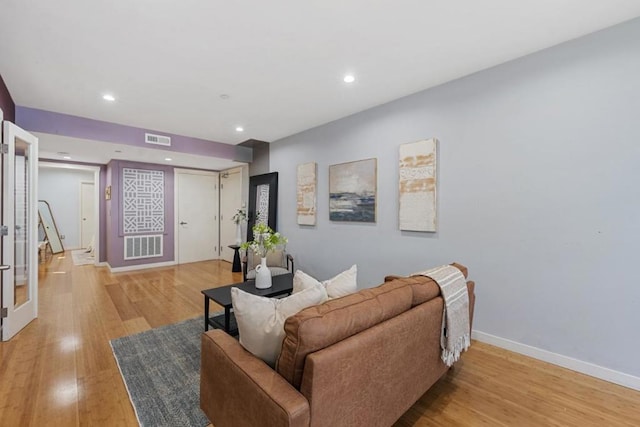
[277,279,413,389]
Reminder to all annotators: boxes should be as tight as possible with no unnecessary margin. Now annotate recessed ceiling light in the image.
[165,158,172,161]
[115,150,122,153]
[103,94,116,102]
[235,126,244,132]
[63,156,71,160]
[220,94,230,100]
[343,74,356,83]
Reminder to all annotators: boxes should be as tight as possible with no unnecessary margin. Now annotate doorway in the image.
[38,162,100,257]
[80,182,95,249]
[175,169,219,264]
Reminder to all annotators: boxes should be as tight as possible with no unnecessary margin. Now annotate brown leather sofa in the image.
[200,263,476,427]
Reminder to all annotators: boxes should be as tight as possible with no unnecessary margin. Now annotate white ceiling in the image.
[2,1,640,147]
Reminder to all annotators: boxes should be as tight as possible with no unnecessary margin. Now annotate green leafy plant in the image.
[232,209,247,224]
[241,223,287,257]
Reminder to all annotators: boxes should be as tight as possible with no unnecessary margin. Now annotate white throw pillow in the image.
[231,284,328,366]
[293,265,357,299]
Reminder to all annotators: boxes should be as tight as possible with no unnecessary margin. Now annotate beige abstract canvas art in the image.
[399,138,437,232]
[297,162,317,225]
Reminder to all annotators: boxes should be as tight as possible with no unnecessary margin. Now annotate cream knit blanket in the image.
[412,265,470,366]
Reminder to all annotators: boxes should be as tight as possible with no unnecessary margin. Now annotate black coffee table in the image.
[201,273,293,335]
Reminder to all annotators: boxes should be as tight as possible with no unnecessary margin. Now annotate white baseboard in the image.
[472,330,640,391]
[108,261,176,273]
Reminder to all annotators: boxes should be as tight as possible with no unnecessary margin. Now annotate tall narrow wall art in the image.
[123,168,165,234]
[297,162,317,225]
[399,138,437,232]
[329,158,377,223]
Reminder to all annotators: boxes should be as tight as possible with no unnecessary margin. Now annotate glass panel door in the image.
[14,140,30,308]
[1,120,39,341]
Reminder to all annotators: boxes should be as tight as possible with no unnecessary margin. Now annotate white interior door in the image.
[175,170,219,264]
[2,117,39,341]
[80,181,95,249]
[219,167,243,263]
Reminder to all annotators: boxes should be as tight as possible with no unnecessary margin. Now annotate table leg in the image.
[204,295,209,331]
[232,248,242,272]
[224,307,231,333]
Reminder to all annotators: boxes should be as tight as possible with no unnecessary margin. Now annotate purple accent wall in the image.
[15,106,252,163]
[0,74,15,122]
[106,160,175,268]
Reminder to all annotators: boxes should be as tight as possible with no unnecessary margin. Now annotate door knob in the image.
[0,265,10,271]
[180,221,187,225]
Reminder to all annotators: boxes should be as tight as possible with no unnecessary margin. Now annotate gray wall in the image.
[240,139,270,176]
[271,19,640,378]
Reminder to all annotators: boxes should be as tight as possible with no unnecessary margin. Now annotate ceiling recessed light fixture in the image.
[220,94,230,100]
[235,126,244,132]
[102,94,116,102]
[343,74,356,83]
[165,157,172,161]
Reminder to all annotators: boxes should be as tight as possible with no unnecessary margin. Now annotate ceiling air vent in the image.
[145,133,171,146]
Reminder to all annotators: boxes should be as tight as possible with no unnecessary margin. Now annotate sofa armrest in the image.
[200,330,310,427]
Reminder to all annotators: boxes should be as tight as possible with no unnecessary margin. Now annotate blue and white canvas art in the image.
[329,158,377,222]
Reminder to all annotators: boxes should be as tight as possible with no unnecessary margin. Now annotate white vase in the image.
[254,257,272,289]
[235,223,242,245]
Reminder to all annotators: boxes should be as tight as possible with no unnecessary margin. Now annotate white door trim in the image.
[219,166,244,262]
[174,168,220,264]
[39,161,101,264]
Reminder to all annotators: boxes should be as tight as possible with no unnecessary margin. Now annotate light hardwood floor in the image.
[1,252,639,426]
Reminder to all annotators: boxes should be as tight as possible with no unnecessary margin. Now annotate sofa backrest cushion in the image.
[384,262,469,307]
[276,279,413,389]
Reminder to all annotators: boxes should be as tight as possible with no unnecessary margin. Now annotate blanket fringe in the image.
[441,333,471,367]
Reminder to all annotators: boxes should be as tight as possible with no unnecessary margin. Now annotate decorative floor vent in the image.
[124,235,163,260]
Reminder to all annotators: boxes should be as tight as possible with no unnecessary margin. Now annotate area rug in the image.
[71,249,95,266]
[111,317,215,427]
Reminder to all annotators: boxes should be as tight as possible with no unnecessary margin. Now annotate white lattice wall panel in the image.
[256,183,270,225]
[123,168,165,234]
[124,235,163,260]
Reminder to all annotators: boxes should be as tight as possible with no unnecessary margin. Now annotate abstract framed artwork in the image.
[297,162,317,225]
[329,158,377,223]
[398,138,437,232]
